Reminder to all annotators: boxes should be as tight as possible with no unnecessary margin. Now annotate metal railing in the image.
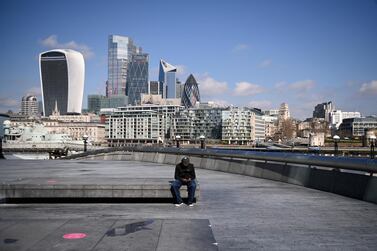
[63,146,377,174]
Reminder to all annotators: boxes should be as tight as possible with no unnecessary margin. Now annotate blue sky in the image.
[0,0,376,119]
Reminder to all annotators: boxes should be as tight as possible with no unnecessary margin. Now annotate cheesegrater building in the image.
[39,49,85,116]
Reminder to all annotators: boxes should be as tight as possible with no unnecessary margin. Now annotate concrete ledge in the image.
[0,179,200,201]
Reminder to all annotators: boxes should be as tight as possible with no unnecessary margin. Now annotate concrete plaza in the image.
[0,159,377,250]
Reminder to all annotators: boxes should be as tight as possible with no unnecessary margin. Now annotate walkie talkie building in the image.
[39,49,85,116]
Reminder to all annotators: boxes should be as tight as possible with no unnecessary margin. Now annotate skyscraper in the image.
[158,59,177,99]
[107,35,140,96]
[126,53,149,105]
[181,74,200,108]
[39,49,84,116]
[148,81,160,95]
[313,101,334,122]
[21,95,38,117]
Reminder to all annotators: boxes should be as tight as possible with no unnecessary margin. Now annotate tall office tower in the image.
[126,53,149,105]
[149,81,160,95]
[107,35,141,96]
[313,101,334,122]
[21,95,38,117]
[176,79,184,99]
[158,59,177,99]
[278,103,290,121]
[39,49,84,116]
[181,74,200,108]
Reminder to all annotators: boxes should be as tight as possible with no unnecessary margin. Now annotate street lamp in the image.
[199,135,206,149]
[369,135,376,159]
[333,135,340,157]
[0,136,4,159]
[175,135,181,148]
[82,134,88,152]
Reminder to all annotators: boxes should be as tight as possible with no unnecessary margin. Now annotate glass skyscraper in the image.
[39,49,84,116]
[107,35,141,96]
[158,59,177,99]
[181,74,200,108]
[126,53,149,105]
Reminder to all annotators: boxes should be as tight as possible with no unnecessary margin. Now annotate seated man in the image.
[171,157,197,207]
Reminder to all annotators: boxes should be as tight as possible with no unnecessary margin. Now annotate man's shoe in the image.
[188,203,194,207]
[175,203,184,207]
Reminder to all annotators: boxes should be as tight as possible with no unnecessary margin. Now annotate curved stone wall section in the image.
[74,151,377,204]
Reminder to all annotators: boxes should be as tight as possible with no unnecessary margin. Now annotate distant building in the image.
[222,107,265,144]
[175,107,224,141]
[87,94,128,114]
[181,74,200,108]
[44,121,106,144]
[278,103,290,121]
[262,114,278,139]
[140,94,181,106]
[159,59,177,99]
[21,95,38,117]
[309,133,325,146]
[176,79,184,99]
[338,117,377,138]
[39,49,84,116]
[264,109,279,117]
[313,101,334,122]
[330,110,361,130]
[107,105,183,145]
[7,119,106,144]
[148,81,160,95]
[126,53,149,105]
[107,35,141,96]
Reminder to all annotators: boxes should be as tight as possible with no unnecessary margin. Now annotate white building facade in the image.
[222,107,265,144]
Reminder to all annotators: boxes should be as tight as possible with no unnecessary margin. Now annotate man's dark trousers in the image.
[171,179,197,204]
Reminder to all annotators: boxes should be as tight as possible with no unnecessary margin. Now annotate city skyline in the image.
[1,0,377,119]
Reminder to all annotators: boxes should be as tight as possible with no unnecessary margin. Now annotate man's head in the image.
[181,156,190,167]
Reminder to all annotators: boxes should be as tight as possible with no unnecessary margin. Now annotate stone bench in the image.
[0,178,200,202]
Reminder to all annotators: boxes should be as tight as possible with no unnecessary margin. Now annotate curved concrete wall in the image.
[75,151,377,204]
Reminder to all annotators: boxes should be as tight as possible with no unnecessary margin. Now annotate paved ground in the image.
[0,160,377,250]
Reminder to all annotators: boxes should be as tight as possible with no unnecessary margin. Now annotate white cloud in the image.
[26,86,42,96]
[247,100,272,110]
[232,43,249,53]
[233,82,264,96]
[274,81,286,90]
[40,35,94,59]
[176,65,187,76]
[259,59,272,68]
[197,73,228,96]
[288,80,315,91]
[0,97,18,107]
[359,80,377,95]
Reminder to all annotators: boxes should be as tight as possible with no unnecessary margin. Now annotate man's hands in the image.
[181,178,191,183]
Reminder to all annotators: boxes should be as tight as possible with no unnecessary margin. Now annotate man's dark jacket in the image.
[174,163,196,181]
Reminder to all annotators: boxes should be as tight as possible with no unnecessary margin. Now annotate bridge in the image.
[0,147,376,250]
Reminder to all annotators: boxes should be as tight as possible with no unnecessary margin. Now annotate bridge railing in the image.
[64,146,377,174]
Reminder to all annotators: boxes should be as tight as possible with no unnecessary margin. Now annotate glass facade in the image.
[40,52,69,116]
[107,35,140,96]
[158,59,177,99]
[149,81,160,95]
[88,94,128,114]
[126,53,149,105]
[182,74,200,108]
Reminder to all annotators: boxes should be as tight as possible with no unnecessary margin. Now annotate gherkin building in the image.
[182,74,200,108]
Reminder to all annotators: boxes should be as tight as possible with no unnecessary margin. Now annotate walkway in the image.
[0,160,376,250]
